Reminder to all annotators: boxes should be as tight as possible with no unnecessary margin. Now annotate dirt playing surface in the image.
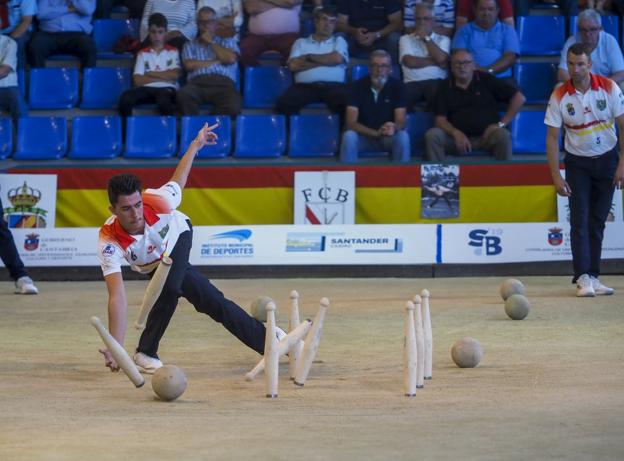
[1,276,623,460]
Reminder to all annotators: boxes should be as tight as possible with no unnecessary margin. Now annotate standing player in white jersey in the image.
[97,124,270,373]
[545,43,624,297]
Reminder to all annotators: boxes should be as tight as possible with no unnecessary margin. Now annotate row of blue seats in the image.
[19,61,557,112]
[0,112,548,161]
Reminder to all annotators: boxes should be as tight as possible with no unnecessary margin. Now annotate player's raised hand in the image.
[194,122,219,147]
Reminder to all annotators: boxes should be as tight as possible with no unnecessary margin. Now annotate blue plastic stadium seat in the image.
[28,68,79,109]
[514,62,557,104]
[14,117,67,160]
[570,14,618,40]
[243,66,292,108]
[0,117,12,159]
[406,111,434,157]
[350,64,401,81]
[288,114,339,157]
[93,18,140,59]
[69,116,122,159]
[17,68,25,99]
[179,116,231,158]
[511,111,547,155]
[517,16,565,56]
[81,67,132,109]
[234,115,286,157]
[124,116,177,158]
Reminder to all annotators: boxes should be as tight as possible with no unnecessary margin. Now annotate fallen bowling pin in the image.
[135,255,172,330]
[293,297,329,387]
[91,316,145,388]
[245,319,312,381]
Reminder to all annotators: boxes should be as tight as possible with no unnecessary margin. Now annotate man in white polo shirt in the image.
[399,2,450,111]
[276,6,348,116]
[545,42,624,297]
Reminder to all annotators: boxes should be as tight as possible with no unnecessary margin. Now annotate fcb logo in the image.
[548,227,563,246]
[566,103,575,116]
[102,244,115,256]
[24,233,39,251]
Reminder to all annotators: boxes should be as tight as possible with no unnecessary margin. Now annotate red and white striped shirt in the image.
[98,182,190,276]
[545,73,624,157]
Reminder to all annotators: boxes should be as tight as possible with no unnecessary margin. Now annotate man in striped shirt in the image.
[545,43,624,297]
[177,6,241,116]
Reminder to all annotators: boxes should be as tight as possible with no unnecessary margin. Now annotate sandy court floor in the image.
[1,276,623,461]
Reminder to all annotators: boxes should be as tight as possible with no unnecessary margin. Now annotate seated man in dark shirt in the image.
[337,0,402,63]
[424,49,525,162]
[339,49,410,163]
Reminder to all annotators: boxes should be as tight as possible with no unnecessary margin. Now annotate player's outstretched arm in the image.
[170,122,218,190]
[100,272,129,372]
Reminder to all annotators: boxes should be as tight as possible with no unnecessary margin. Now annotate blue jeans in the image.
[340,129,410,163]
[0,87,28,122]
[0,200,28,281]
[565,148,618,283]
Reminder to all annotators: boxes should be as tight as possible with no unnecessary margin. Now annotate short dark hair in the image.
[314,6,337,19]
[148,13,168,30]
[568,42,592,59]
[108,174,142,206]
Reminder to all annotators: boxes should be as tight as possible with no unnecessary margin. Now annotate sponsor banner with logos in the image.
[293,171,356,225]
[2,227,100,267]
[0,174,57,228]
[441,222,624,263]
[191,225,437,265]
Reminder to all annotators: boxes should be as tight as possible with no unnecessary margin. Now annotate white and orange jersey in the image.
[545,73,624,157]
[98,182,190,276]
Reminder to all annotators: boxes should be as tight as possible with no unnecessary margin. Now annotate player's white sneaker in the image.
[15,276,38,295]
[133,352,163,374]
[576,274,595,297]
[591,277,614,296]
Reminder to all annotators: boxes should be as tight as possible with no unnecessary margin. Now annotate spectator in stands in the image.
[28,0,97,68]
[140,0,197,52]
[0,0,36,69]
[177,6,241,116]
[276,6,348,116]
[339,49,410,163]
[424,49,525,161]
[452,0,519,81]
[337,0,402,63]
[558,9,624,89]
[399,3,450,110]
[513,0,577,19]
[0,35,27,121]
[197,0,242,41]
[118,13,180,118]
[403,0,454,38]
[456,0,514,29]
[0,197,38,294]
[240,0,301,66]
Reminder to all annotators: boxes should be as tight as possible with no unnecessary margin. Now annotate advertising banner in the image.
[293,171,356,225]
[0,174,57,228]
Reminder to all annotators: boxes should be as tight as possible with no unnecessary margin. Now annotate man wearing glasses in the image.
[177,6,241,116]
[399,3,450,111]
[558,9,624,90]
[424,49,525,162]
[340,49,410,163]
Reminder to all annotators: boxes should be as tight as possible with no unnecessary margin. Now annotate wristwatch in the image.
[487,68,495,74]
[375,32,381,40]
[423,36,431,43]
[497,121,506,128]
